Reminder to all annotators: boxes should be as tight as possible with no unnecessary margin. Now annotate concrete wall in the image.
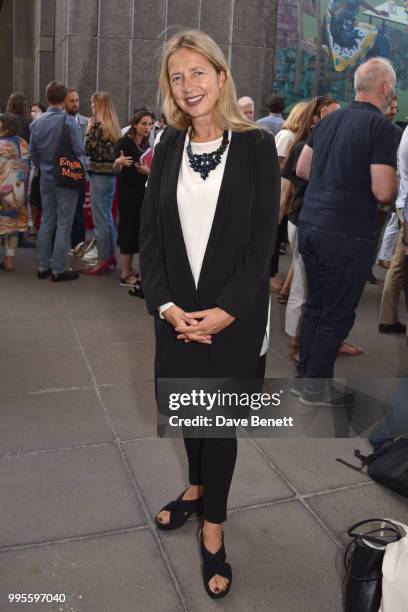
[53,0,278,124]
[2,0,277,122]
[0,0,13,111]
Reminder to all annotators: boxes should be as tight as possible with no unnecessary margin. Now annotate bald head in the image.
[354,58,396,112]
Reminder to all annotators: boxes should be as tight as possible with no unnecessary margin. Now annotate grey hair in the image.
[354,57,396,93]
[238,96,254,108]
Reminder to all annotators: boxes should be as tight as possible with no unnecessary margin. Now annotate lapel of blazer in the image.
[165,130,201,307]
[197,131,241,291]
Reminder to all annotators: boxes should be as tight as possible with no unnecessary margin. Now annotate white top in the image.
[396,126,408,211]
[159,130,269,356]
[275,128,295,158]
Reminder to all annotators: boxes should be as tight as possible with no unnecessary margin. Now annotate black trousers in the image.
[297,223,375,384]
[183,355,266,524]
[70,183,86,248]
[270,216,287,277]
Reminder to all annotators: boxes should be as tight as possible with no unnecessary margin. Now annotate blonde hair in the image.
[91,92,121,142]
[282,101,309,133]
[158,30,256,132]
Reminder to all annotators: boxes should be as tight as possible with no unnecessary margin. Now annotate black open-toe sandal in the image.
[199,529,232,599]
[154,491,203,531]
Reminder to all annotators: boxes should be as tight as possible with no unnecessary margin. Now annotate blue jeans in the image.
[89,174,116,260]
[37,183,78,274]
[297,223,375,388]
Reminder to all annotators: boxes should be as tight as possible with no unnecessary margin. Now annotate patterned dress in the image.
[0,136,30,236]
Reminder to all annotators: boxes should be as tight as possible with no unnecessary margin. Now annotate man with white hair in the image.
[294,57,401,406]
[238,96,254,121]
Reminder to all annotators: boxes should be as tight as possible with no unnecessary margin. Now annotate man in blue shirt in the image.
[295,58,400,406]
[256,95,285,136]
[30,81,85,281]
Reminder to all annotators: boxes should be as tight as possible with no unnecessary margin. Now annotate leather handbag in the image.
[344,519,401,612]
[56,117,85,189]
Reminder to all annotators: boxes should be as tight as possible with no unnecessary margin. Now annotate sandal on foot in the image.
[154,491,203,531]
[338,342,363,357]
[199,529,232,599]
[120,273,139,287]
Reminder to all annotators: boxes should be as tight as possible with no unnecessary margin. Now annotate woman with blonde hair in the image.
[83,92,121,275]
[140,30,280,598]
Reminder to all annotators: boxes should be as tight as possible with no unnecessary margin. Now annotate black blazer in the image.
[140,128,280,378]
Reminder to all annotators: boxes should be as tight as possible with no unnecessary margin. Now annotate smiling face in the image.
[168,47,225,125]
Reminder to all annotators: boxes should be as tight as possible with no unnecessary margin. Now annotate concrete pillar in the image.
[32,0,55,104]
[0,0,13,111]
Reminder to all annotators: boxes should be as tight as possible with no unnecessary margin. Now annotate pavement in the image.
[0,246,407,612]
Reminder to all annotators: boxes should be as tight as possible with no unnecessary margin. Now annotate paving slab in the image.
[84,342,154,384]
[123,437,293,520]
[100,381,156,440]
[0,389,112,454]
[308,484,408,545]
[0,318,78,355]
[0,445,145,547]
[73,312,154,347]
[160,502,343,611]
[255,439,372,494]
[0,531,182,612]
[0,348,93,394]
[0,290,68,322]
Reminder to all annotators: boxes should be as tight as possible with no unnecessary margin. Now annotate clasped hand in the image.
[163,305,235,344]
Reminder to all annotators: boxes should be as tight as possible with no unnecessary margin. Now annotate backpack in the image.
[337,438,408,498]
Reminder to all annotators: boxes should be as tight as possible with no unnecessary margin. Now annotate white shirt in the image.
[159,130,270,356]
[275,128,295,158]
[396,126,408,211]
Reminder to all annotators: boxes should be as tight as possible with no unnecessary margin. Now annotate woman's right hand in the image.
[163,305,212,344]
[116,150,133,168]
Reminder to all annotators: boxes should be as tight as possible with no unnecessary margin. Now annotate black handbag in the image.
[337,438,408,498]
[344,519,402,612]
[56,117,85,189]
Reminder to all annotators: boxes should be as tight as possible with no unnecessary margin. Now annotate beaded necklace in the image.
[186,130,229,180]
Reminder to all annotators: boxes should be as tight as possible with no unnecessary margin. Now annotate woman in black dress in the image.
[113,111,152,286]
[140,30,280,598]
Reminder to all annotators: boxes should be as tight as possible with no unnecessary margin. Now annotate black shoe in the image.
[128,281,144,299]
[367,271,378,284]
[18,236,36,249]
[299,385,355,407]
[378,322,406,334]
[37,269,52,279]
[199,529,232,599]
[51,271,79,282]
[154,490,203,531]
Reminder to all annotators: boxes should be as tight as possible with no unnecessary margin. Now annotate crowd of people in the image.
[1,27,408,599]
[0,85,164,287]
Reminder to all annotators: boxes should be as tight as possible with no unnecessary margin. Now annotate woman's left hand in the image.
[175,307,235,340]
[136,163,150,176]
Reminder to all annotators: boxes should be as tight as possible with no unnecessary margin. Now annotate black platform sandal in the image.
[199,529,232,599]
[154,491,203,531]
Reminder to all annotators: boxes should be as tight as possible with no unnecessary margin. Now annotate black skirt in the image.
[117,182,145,254]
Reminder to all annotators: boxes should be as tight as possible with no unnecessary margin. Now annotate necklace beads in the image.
[186,130,229,180]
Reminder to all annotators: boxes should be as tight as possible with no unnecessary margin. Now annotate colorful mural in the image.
[273,0,408,119]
